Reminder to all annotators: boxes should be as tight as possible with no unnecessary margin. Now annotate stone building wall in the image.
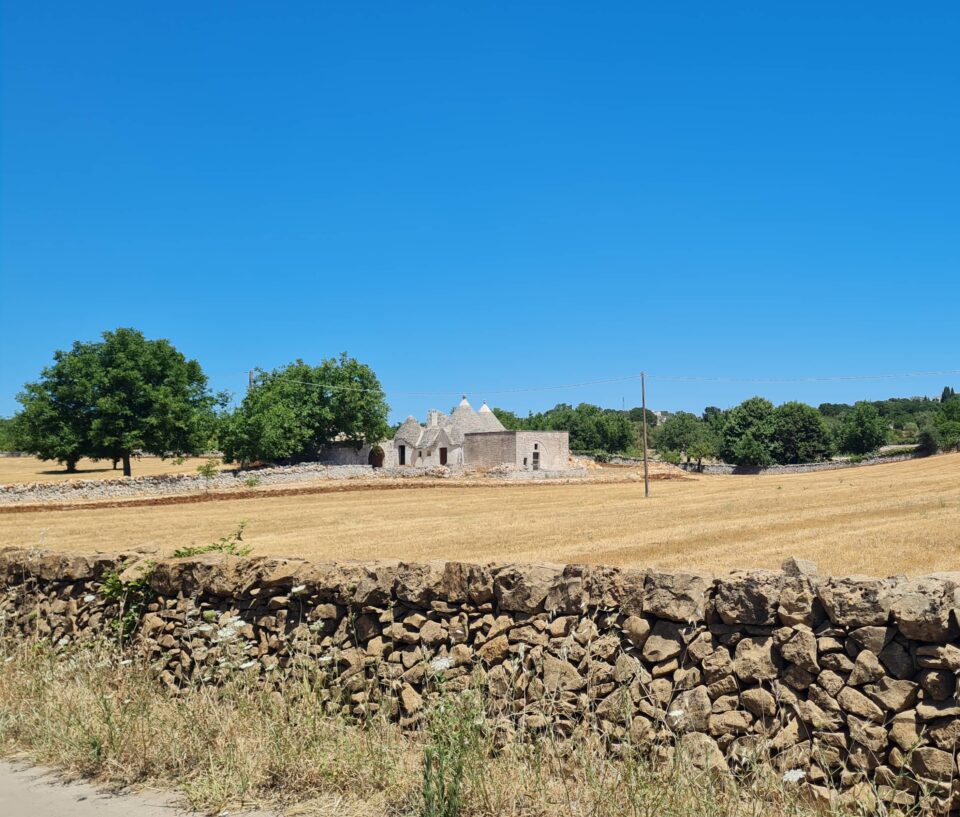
[2,549,960,812]
[464,431,569,470]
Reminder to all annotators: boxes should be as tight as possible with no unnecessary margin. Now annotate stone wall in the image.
[2,549,959,811]
[464,431,570,470]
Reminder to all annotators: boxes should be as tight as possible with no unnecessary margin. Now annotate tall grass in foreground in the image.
[0,638,855,817]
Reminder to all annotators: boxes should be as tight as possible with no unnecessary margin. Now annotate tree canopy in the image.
[718,397,775,465]
[492,402,637,454]
[771,402,833,464]
[15,328,218,475]
[836,401,887,455]
[220,354,389,465]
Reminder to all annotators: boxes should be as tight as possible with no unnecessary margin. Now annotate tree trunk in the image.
[122,452,132,477]
[65,459,78,473]
[112,458,119,470]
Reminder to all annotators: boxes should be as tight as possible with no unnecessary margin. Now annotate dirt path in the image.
[0,762,273,816]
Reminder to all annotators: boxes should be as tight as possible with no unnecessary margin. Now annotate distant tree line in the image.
[3,328,958,473]
[652,390,960,467]
[492,403,655,457]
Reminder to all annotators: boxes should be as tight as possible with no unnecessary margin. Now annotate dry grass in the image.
[1,454,958,576]
[0,638,834,817]
[0,455,225,484]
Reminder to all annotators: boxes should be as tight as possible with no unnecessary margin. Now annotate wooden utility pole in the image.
[248,369,255,393]
[641,371,650,498]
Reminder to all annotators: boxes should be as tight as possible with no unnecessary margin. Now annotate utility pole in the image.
[641,371,650,498]
[248,369,255,393]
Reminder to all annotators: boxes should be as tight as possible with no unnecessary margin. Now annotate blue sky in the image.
[1,3,957,422]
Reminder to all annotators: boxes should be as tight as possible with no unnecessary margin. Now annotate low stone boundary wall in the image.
[678,453,921,475]
[2,550,959,811]
[0,463,456,504]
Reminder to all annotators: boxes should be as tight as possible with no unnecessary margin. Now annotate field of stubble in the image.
[2,454,957,576]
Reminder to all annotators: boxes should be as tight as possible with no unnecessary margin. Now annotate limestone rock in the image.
[849,625,893,655]
[477,634,510,664]
[837,687,884,724]
[782,557,817,577]
[542,653,585,694]
[817,576,893,628]
[493,564,563,613]
[890,576,960,642]
[847,650,884,686]
[642,620,685,663]
[888,710,922,752]
[714,570,784,626]
[643,569,712,623]
[863,676,918,713]
[732,637,779,683]
[918,669,955,701]
[741,687,777,718]
[622,615,651,648]
[666,685,712,733]
[910,747,955,781]
[677,732,727,773]
[779,627,819,674]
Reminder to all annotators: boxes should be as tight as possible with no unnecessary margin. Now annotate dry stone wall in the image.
[2,549,960,812]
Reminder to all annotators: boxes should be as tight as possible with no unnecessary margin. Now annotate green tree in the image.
[719,397,775,465]
[941,386,956,403]
[837,401,887,455]
[653,411,716,465]
[917,424,941,455]
[731,432,774,466]
[220,354,389,465]
[0,416,21,451]
[771,402,833,464]
[15,329,218,475]
[934,396,960,451]
[491,408,525,430]
[87,329,220,476]
[14,339,104,472]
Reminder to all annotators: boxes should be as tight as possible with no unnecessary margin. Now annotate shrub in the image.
[172,522,251,559]
[196,458,221,480]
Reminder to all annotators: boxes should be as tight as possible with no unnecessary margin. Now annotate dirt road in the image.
[0,762,272,817]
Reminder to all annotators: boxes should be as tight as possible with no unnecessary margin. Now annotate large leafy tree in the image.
[0,417,17,451]
[771,402,833,464]
[837,401,888,455]
[220,354,389,465]
[934,396,960,451]
[719,397,776,465]
[15,329,218,475]
[89,329,220,475]
[14,340,103,472]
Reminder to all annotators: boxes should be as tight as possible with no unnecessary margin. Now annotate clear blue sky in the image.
[1,3,957,422]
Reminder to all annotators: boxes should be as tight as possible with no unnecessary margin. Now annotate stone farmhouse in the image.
[392,396,569,470]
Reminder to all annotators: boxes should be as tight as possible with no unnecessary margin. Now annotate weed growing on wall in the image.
[172,522,251,559]
[99,562,156,642]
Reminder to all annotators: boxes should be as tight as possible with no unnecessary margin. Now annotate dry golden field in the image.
[0,455,224,484]
[1,454,958,576]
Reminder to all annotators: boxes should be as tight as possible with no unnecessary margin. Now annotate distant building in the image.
[392,396,569,470]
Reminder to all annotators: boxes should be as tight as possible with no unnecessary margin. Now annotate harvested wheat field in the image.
[1,454,958,576]
[0,455,224,484]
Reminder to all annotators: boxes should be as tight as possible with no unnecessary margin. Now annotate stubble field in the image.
[1,454,958,576]
[0,455,223,484]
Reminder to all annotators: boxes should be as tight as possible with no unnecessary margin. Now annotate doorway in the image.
[532,451,540,470]
[398,445,406,465]
[439,447,448,465]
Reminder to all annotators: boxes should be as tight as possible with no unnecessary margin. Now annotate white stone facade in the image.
[463,430,570,471]
[389,397,570,470]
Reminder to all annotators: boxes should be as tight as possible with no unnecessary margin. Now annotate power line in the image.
[225,367,960,398]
